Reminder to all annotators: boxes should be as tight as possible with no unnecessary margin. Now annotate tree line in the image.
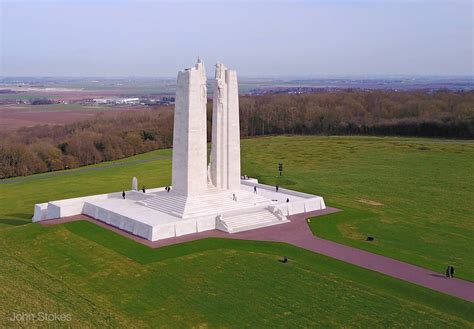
[1,90,473,178]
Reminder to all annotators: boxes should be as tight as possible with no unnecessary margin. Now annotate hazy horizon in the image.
[1,0,472,77]
[1,74,473,80]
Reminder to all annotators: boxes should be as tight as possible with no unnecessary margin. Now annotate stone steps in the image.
[218,209,288,233]
[137,190,271,218]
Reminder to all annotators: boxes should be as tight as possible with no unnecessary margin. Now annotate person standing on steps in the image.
[286,198,290,203]
[122,191,125,199]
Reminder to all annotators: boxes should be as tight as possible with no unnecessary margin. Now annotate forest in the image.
[1,90,473,178]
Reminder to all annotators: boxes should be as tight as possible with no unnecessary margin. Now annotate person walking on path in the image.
[122,191,125,199]
[142,186,146,193]
[446,266,450,278]
[276,185,279,192]
[254,186,257,194]
[450,266,455,278]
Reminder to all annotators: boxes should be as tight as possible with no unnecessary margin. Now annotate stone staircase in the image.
[216,209,288,233]
[137,189,271,218]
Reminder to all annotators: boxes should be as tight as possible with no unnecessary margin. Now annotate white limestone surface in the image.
[32,188,161,222]
[32,178,326,241]
[209,63,241,190]
[83,198,180,240]
[132,177,138,190]
[240,179,326,214]
[171,58,208,197]
[31,60,328,242]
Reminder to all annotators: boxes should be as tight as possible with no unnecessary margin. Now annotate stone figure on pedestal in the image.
[132,177,138,191]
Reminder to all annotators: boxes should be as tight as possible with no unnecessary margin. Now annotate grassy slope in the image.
[1,222,472,328]
[0,136,473,326]
[240,136,474,281]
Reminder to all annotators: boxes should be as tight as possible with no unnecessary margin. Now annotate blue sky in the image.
[0,0,472,77]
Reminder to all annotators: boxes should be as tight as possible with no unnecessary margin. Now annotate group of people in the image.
[253,185,289,202]
[446,265,455,278]
[123,183,291,203]
[122,186,147,199]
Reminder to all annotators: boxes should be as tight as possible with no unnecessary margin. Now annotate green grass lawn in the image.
[241,136,474,281]
[1,221,472,327]
[0,136,473,326]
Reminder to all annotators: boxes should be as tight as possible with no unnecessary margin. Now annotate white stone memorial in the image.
[209,63,241,191]
[132,177,138,191]
[32,59,327,241]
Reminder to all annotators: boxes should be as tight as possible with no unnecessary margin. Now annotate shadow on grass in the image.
[0,214,32,226]
[63,220,287,265]
[60,220,474,322]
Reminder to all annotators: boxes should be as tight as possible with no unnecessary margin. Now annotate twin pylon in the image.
[171,59,241,197]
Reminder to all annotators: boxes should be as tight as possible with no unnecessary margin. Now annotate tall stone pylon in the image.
[209,63,241,190]
[171,58,208,196]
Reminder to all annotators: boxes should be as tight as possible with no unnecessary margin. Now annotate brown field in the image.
[0,85,171,131]
[0,104,149,131]
[1,87,124,101]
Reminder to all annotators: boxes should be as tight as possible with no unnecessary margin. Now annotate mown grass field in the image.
[242,136,474,281]
[0,136,473,327]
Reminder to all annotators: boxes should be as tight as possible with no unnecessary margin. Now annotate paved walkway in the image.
[42,208,474,302]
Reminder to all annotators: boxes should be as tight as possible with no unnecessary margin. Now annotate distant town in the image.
[0,75,472,107]
[89,96,175,106]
